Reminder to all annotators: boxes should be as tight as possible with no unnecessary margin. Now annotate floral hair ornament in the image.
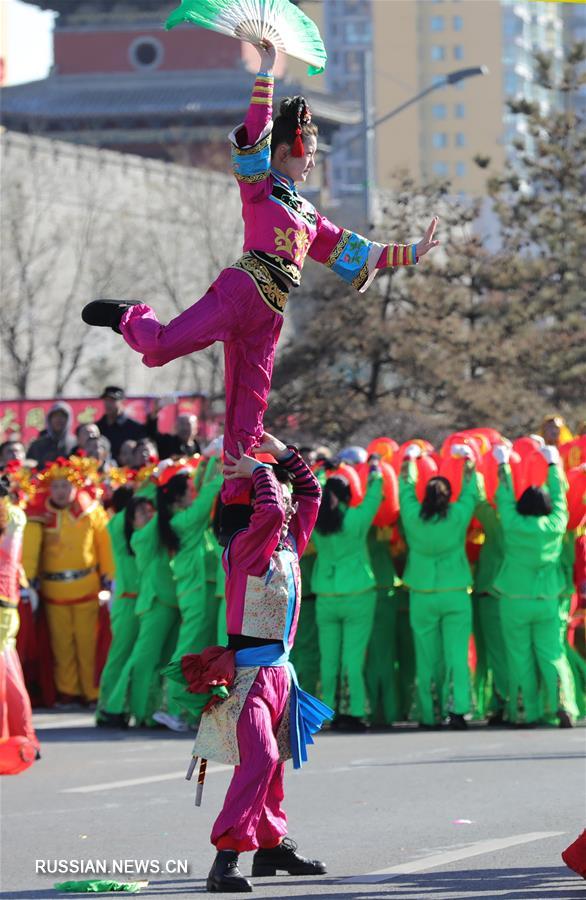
[37,455,99,489]
[2,460,37,507]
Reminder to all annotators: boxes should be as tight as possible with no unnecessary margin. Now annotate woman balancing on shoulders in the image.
[82,40,440,508]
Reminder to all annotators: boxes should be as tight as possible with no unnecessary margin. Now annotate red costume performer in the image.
[0,485,40,775]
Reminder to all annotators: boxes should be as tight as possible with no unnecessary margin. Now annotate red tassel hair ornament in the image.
[291,125,305,158]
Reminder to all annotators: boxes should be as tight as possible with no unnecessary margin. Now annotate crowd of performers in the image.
[1,413,585,883]
[1,412,584,748]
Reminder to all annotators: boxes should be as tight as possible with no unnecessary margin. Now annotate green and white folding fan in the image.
[165,0,327,75]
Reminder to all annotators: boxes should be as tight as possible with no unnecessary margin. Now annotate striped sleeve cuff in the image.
[380,243,418,267]
[278,448,321,499]
[251,73,274,107]
[252,464,281,505]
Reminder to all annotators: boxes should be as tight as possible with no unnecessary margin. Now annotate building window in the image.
[455,132,466,147]
[453,44,464,60]
[453,15,463,31]
[432,132,448,148]
[455,103,465,118]
[129,36,164,70]
[430,16,445,32]
[431,45,445,61]
[433,161,449,177]
[432,103,447,119]
[455,161,466,177]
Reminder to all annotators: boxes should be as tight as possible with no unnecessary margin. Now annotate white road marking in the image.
[62,765,232,793]
[344,831,565,882]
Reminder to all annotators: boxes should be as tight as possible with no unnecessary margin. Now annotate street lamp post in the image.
[324,65,489,228]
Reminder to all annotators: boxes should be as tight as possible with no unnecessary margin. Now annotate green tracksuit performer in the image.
[312,466,383,728]
[399,446,482,728]
[492,445,578,726]
[105,505,180,727]
[96,493,155,725]
[168,457,223,722]
[559,531,586,719]
[290,540,320,698]
[365,526,399,725]
[473,498,507,722]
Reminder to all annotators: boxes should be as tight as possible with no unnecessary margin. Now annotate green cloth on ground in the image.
[54,881,148,893]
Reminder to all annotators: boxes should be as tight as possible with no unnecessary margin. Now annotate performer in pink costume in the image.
[83,41,439,503]
[177,432,331,892]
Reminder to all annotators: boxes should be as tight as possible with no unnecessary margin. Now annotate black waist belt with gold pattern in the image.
[42,566,97,582]
[231,252,300,315]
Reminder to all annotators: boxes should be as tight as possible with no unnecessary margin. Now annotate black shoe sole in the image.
[206,877,253,892]
[251,864,327,877]
[81,299,139,332]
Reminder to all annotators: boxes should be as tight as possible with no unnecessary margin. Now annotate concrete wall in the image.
[0,130,243,401]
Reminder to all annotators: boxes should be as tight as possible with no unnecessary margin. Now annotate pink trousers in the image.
[120,269,283,502]
[211,667,290,853]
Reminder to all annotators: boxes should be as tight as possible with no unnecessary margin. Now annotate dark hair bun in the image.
[279,95,312,125]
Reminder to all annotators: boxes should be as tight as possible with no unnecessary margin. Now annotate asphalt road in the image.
[1,712,584,899]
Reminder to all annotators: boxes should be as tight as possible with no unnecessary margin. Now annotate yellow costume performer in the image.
[22,459,113,703]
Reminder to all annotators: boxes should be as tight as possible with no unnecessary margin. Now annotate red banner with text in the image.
[0,395,220,446]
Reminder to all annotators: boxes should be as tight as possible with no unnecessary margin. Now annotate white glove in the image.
[493,445,511,465]
[529,434,546,448]
[451,443,474,460]
[20,586,39,612]
[155,458,175,475]
[203,435,224,458]
[404,444,422,460]
[540,445,560,466]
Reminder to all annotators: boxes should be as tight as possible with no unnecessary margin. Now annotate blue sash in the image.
[234,644,334,770]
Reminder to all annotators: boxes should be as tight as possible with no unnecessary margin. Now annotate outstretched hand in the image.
[416,216,440,259]
[254,431,288,460]
[224,443,261,480]
[257,39,277,74]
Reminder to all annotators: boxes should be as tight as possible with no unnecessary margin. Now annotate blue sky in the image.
[5,0,54,85]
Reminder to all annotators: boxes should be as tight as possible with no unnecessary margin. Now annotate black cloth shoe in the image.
[95,711,129,729]
[206,851,252,893]
[251,837,327,877]
[487,709,505,727]
[447,713,468,730]
[558,709,574,729]
[81,299,140,334]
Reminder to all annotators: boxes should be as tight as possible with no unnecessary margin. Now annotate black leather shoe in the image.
[206,851,252,893]
[251,837,327,877]
[447,713,468,730]
[81,299,140,333]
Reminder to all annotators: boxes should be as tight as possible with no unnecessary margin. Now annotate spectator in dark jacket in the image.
[27,401,77,467]
[96,386,146,463]
[146,400,201,458]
